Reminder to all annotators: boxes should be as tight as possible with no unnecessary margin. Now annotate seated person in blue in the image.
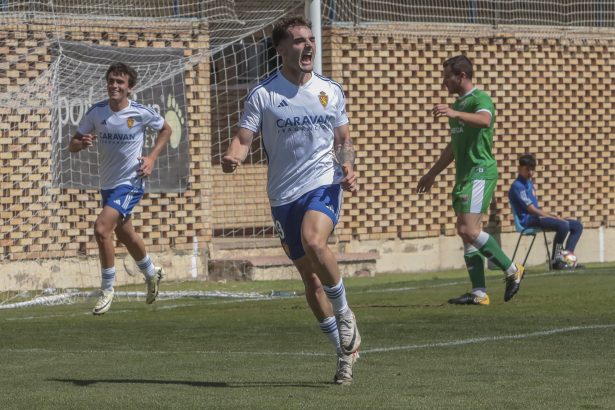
[508,154,584,269]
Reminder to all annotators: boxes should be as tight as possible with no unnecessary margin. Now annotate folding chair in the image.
[510,204,552,270]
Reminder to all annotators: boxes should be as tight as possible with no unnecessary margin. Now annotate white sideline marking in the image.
[371,268,596,292]
[0,269,599,321]
[361,324,615,354]
[1,324,613,357]
[359,281,467,294]
[3,300,257,321]
[357,268,587,295]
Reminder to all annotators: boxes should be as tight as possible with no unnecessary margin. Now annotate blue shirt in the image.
[508,176,539,227]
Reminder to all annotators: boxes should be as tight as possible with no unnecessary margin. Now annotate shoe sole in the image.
[340,315,361,355]
[146,269,164,304]
[504,288,519,302]
[448,300,489,306]
[504,279,521,302]
[334,377,353,386]
[504,266,524,302]
[448,294,490,305]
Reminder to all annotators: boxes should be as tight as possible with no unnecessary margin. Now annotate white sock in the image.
[136,255,156,279]
[472,231,490,249]
[323,279,349,315]
[506,263,518,276]
[319,316,342,355]
[464,244,479,254]
[101,267,116,291]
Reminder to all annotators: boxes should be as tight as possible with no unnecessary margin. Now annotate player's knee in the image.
[572,219,584,233]
[94,221,113,242]
[301,234,328,256]
[457,226,478,243]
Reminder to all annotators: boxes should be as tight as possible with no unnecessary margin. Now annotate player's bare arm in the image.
[432,105,491,128]
[222,127,254,173]
[138,120,172,177]
[417,142,454,193]
[334,123,357,193]
[68,132,96,153]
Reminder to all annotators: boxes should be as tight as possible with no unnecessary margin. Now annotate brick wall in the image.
[322,25,615,242]
[2,20,615,262]
[0,18,211,261]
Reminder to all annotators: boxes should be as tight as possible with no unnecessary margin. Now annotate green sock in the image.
[464,251,485,289]
[477,235,513,273]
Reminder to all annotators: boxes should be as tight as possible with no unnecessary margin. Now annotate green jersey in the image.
[449,88,498,183]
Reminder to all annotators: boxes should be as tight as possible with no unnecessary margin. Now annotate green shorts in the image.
[452,178,498,215]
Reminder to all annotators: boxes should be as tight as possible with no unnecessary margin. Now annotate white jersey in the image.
[240,71,349,207]
[77,99,164,190]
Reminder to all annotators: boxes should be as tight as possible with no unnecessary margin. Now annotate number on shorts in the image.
[274,220,285,240]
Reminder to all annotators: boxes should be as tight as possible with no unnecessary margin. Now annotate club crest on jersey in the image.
[319,91,328,108]
[127,117,135,128]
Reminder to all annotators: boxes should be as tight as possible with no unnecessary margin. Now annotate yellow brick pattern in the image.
[0,19,211,261]
[211,165,271,233]
[322,27,615,242]
[3,21,615,261]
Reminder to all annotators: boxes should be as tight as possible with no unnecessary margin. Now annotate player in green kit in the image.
[417,55,525,305]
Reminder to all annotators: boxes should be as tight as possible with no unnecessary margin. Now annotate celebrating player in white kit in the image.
[222,16,361,384]
[69,62,172,315]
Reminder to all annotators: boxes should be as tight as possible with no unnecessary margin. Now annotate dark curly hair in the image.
[272,16,312,48]
[105,62,138,88]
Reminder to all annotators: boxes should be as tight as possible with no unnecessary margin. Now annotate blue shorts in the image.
[101,184,144,219]
[271,184,343,260]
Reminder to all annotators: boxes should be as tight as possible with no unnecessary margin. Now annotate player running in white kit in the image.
[69,62,172,315]
[222,17,361,384]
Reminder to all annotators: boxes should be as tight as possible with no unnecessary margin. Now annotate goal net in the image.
[323,0,615,36]
[0,0,302,309]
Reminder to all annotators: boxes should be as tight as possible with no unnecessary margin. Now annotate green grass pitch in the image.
[1,264,614,409]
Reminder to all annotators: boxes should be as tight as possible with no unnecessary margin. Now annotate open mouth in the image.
[301,53,312,65]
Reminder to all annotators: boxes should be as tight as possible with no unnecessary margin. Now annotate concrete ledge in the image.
[208,252,379,281]
[0,249,208,292]
[1,226,611,291]
[209,236,338,260]
[345,227,615,273]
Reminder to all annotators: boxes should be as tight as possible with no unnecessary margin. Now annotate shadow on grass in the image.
[49,378,329,388]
